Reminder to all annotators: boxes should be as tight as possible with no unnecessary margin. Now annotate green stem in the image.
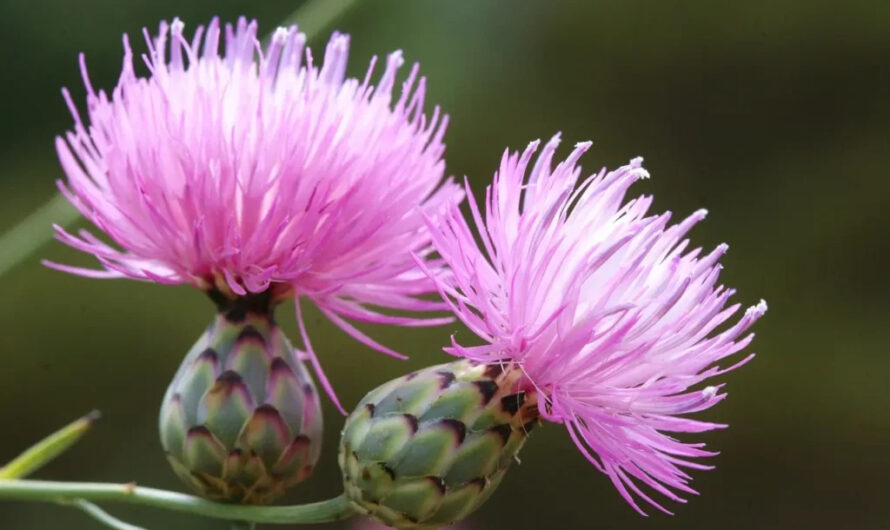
[0,193,78,277]
[0,480,357,524]
[66,499,147,530]
[273,0,361,44]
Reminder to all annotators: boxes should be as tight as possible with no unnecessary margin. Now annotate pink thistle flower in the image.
[421,134,767,514]
[49,17,462,410]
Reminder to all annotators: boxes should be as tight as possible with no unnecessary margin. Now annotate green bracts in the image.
[340,359,539,528]
[159,296,322,505]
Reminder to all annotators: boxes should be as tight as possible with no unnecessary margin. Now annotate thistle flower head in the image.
[50,17,462,409]
[423,134,767,514]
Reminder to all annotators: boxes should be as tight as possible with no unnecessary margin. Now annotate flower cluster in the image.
[49,15,765,518]
[422,135,766,514]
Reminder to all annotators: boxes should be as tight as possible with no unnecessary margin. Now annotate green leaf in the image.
[0,411,99,479]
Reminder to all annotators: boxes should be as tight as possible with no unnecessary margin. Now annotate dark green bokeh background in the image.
[1,1,888,528]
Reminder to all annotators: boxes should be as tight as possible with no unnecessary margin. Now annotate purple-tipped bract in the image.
[422,135,766,514]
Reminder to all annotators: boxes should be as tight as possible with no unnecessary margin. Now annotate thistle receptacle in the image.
[339,360,538,528]
[159,291,322,504]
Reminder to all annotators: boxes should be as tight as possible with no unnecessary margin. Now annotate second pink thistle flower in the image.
[340,135,766,526]
[425,135,767,515]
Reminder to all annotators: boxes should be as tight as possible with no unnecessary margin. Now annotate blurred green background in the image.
[1,0,888,528]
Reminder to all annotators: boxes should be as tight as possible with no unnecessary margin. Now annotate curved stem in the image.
[0,480,357,525]
[66,499,147,530]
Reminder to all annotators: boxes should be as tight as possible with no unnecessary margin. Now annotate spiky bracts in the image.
[340,360,538,528]
[159,294,322,504]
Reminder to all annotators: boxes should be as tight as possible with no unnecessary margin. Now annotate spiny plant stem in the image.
[0,480,357,524]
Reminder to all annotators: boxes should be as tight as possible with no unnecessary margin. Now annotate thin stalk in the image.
[0,193,77,277]
[66,499,147,530]
[273,0,360,43]
[0,480,357,524]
